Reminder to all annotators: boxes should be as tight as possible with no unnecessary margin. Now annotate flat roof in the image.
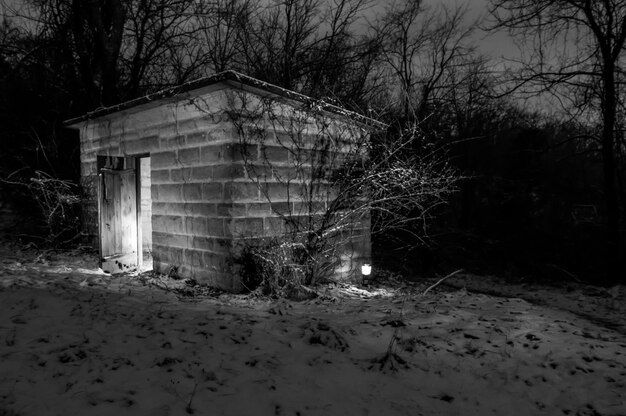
[63,70,384,128]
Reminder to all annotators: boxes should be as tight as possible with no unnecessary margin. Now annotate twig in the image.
[186,381,198,414]
[421,269,464,296]
[546,263,580,282]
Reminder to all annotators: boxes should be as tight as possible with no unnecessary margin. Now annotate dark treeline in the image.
[0,0,624,284]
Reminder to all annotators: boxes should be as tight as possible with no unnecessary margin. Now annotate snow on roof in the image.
[63,70,385,129]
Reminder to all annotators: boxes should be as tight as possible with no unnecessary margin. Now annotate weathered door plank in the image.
[99,162,138,273]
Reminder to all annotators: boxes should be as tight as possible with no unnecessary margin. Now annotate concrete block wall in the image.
[78,89,243,289]
[227,110,372,282]
[76,86,372,290]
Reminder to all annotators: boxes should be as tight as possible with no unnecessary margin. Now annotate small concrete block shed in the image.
[65,71,376,291]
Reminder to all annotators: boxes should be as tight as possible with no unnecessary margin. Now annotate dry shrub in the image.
[235,237,330,299]
[1,170,81,246]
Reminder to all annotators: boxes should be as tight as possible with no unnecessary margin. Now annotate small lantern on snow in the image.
[361,263,372,285]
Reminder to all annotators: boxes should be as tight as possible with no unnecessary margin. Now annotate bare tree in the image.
[121,0,198,95]
[5,0,383,110]
[192,0,256,74]
[5,0,203,108]
[70,0,126,107]
[372,0,476,120]
[489,0,626,283]
[237,0,377,103]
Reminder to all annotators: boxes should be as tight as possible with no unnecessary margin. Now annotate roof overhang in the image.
[63,71,386,130]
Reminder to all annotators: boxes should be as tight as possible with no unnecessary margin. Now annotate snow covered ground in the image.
[0,244,625,416]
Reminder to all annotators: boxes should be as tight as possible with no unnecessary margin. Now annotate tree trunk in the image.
[601,62,622,284]
[71,0,125,108]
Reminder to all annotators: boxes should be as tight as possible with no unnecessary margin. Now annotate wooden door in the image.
[99,167,138,273]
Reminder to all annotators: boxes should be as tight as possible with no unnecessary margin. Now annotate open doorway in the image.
[97,155,152,273]
[139,156,152,271]
[97,156,138,273]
